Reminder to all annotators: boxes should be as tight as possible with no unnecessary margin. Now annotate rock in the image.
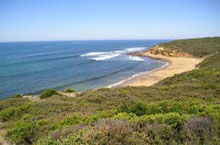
[147,45,192,57]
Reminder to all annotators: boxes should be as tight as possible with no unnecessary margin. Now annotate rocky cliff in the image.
[147,45,193,57]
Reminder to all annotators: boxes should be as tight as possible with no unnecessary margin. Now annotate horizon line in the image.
[0,38,172,43]
[0,36,219,43]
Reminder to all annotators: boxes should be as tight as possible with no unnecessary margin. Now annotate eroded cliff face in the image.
[147,45,193,57]
[128,45,193,58]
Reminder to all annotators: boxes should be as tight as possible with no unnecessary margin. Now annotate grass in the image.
[0,37,220,145]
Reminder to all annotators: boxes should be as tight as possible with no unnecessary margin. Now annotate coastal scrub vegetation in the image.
[64,88,76,93]
[0,37,220,145]
[159,37,220,57]
[39,89,59,99]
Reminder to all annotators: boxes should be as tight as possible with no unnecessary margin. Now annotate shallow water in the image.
[0,40,168,99]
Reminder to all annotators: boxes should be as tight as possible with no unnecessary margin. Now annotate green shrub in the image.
[189,104,220,120]
[113,112,138,121]
[130,102,163,116]
[112,112,189,127]
[36,134,82,145]
[129,102,147,116]
[118,102,163,116]
[64,89,76,93]
[53,114,84,129]
[137,113,189,127]
[62,115,82,126]
[13,94,23,98]
[85,110,117,124]
[118,102,130,112]
[7,121,36,144]
[0,104,31,121]
[39,89,58,99]
[0,107,18,121]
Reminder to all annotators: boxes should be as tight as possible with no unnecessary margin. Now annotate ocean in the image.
[0,40,169,99]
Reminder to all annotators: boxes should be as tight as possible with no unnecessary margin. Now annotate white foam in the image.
[125,47,145,52]
[80,47,146,61]
[128,56,144,61]
[80,52,107,57]
[81,51,120,61]
[114,50,124,54]
[90,54,120,61]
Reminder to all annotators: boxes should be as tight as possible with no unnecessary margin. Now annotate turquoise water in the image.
[0,40,168,99]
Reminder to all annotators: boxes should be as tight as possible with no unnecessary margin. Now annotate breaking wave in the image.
[90,54,120,61]
[128,56,144,61]
[80,47,145,61]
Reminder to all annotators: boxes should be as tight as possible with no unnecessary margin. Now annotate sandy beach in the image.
[112,52,204,87]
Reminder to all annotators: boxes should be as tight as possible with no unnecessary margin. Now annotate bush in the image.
[56,119,133,145]
[112,112,188,127]
[7,121,36,144]
[0,107,19,122]
[113,112,137,121]
[189,104,220,120]
[39,89,58,99]
[186,117,213,136]
[85,110,117,125]
[130,102,163,116]
[53,114,84,129]
[185,117,219,144]
[88,119,132,144]
[129,102,147,116]
[137,113,189,127]
[0,104,31,122]
[13,94,23,98]
[64,89,76,93]
[118,102,161,116]
[50,125,85,141]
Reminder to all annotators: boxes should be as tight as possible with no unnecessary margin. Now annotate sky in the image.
[0,0,220,42]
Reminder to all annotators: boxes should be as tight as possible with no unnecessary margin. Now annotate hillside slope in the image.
[0,37,220,145]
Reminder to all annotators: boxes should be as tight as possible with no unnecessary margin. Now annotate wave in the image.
[90,54,120,61]
[80,47,145,61]
[128,56,144,61]
[80,52,107,57]
[81,51,120,61]
[125,47,145,52]
[22,52,60,57]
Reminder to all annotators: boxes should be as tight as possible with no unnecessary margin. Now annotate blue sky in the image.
[0,0,220,42]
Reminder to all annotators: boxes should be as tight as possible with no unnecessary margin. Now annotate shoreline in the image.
[110,52,203,88]
[107,60,169,88]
